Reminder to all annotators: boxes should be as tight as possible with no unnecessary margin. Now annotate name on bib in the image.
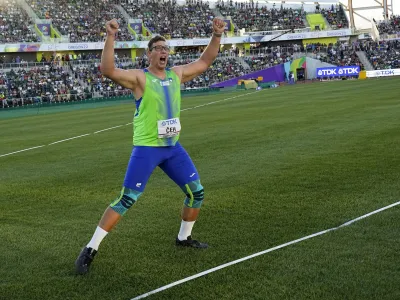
[157,118,181,138]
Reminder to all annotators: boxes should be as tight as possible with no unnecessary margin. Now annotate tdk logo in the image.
[161,119,178,126]
[318,69,338,76]
[318,67,359,76]
[377,70,395,76]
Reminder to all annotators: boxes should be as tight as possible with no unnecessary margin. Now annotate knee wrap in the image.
[182,180,204,209]
[110,187,142,216]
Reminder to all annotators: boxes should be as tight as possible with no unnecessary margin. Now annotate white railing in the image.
[243,27,311,36]
[1,90,133,109]
[0,59,138,70]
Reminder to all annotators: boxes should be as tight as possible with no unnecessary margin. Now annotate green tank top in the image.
[133,68,181,147]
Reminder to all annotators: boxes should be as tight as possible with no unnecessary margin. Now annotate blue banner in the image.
[130,22,142,34]
[224,19,231,31]
[37,24,51,36]
[316,66,361,78]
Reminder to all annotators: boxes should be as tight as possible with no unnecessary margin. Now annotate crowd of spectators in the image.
[361,39,400,70]
[319,4,348,29]
[3,38,400,108]
[71,60,136,97]
[121,0,215,39]
[174,57,248,88]
[27,0,133,42]
[0,0,39,44]
[0,66,89,108]
[0,52,251,107]
[305,42,363,68]
[2,0,353,44]
[244,44,299,71]
[377,15,400,36]
[217,1,306,32]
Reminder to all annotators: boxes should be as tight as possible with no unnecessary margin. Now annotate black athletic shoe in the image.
[176,236,208,249]
[75,247,97,275]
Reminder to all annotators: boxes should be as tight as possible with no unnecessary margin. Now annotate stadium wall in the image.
[284,57,307,80]
[210,58,308,88]
[303,37,338,46]
[210,64,285,88]
[305,58,337,79]
[210,56,340,88]
[306,14,327,31]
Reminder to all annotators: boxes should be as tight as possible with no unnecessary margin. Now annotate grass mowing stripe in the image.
[0,90,262,158]
[181,90,261,112]
[131,200,400,300]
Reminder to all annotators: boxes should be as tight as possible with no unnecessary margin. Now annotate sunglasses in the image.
[150,45,170,52]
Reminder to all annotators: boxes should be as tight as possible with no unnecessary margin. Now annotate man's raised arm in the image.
[173,17,226,83]
[101,19,139,90]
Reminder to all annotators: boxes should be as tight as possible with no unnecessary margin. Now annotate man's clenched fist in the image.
[106,19,119,36]
[212,17,226,35]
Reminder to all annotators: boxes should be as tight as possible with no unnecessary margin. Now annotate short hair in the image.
[148,36,167,50]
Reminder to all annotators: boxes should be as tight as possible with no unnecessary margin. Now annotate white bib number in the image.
[157,118,181,138]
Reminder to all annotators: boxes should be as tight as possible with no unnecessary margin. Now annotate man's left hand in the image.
[212,17,225,35]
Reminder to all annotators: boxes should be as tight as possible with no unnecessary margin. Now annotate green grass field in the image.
[1,78,400,300]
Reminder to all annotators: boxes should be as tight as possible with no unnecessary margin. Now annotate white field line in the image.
[94,125,124,134]
[0,145,46,158]
[48,133,91,145]
[1,91,262,158]
[130,200,400,300]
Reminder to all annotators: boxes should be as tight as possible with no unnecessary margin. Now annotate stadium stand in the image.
[362,40,400,70]
[0,0,39,43]
[0,53,250,106]
[26,0,134,42]
[305,42,363,68]
[245,45,298,71]
[0,66,89,108]
[120,0,215,39]
[0,1,398,108]
[377,15,400,35]
[320,4,349,29]
[175,57,248,89]
[216,1,306,32]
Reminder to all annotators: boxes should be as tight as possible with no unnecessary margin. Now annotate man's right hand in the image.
[106,19,119,37]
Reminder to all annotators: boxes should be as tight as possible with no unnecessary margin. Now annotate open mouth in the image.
[160,57,167,64]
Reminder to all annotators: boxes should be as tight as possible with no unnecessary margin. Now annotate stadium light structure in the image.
[340,0,393,28]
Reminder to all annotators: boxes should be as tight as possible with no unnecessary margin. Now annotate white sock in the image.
[86,226,109,251]
[178,220,195,241]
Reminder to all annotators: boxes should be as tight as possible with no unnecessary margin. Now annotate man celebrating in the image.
[75,17,226,274]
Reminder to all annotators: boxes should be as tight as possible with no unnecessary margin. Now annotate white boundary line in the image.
[1,90,261,158]
[94,125,124,134]
[48,133,91,145]
[0,145,46,158]
[130,200,400,300]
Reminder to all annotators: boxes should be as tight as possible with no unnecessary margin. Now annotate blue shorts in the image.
[123,142,200,192]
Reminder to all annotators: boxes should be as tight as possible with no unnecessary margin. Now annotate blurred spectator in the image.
[378,15,400,35]
[0,0,39,43]
[27,0,133,42]
[121,0,215,39]
[320,4,349,29]
[217,1,306,32]
[362,39,400,70]
[306,42,363,68]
